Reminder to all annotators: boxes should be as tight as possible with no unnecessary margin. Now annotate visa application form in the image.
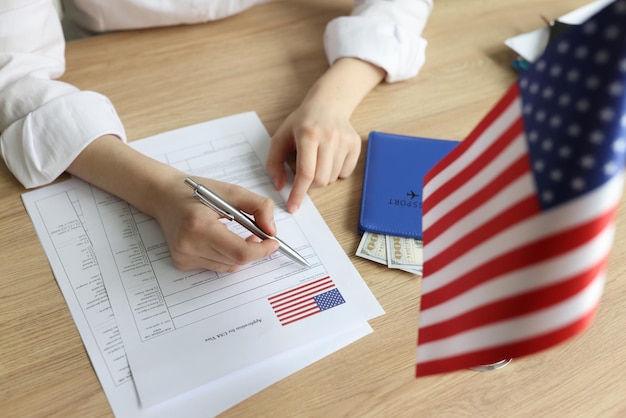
[23,112,383,412]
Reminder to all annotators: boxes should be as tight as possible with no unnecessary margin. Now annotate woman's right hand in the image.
[68,135,280,272]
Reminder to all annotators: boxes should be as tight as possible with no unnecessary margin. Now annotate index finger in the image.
[288,140,318,213]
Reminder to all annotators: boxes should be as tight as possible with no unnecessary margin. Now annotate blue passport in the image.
[359,131,460,239]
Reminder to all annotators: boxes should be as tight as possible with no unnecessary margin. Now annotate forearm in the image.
[66,135,183,219]
[302,57,386,117]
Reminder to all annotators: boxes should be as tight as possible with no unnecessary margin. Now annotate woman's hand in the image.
[267,101,361,214]
[266,57,386,213]
[154,177,280,272]
[68,135,279,272]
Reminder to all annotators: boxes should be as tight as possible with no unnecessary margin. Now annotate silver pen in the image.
[184,177,310,267]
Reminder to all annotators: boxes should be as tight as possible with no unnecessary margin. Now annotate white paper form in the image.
[58,112,383,407]
[504,0,613,62]
[22,159,373,417]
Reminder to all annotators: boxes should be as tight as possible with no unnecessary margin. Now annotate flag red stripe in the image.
[268,279,334,308]
[421,206,617,309]
[424,155,533,246]
[423,84,521,187]
[423,116,524,217]
[279,309,319,323]
[416,306,598,376]
[275,300,318,317]
[418,258,606,343]
[268,276,331,303]
[280,309,321,326]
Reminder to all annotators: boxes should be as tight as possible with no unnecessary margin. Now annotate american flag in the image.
[268,276,345,326]
[416,1,626,376]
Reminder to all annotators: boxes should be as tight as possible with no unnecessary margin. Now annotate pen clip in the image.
[193,189,234,221]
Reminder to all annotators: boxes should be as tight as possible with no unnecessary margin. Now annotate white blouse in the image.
[0,0,432,188]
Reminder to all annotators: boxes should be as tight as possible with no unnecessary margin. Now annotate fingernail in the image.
[287,203,299,213]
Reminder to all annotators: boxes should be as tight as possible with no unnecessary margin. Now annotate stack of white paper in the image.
[505,0,613,63]
[22,112,383,417]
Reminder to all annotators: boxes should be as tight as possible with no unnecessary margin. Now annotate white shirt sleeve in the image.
[324,0,433,82]
[0,0,126,188]
[62,0,269,33]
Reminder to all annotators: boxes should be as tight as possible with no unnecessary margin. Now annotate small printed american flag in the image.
[269,276,345,326]
[416,1,626,376]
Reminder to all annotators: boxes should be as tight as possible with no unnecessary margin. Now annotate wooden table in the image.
[2,1,625,416]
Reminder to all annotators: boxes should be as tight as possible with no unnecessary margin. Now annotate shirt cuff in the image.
[0,90,126,188]
[324,16,428,83]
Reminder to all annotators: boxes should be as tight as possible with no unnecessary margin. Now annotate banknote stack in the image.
[356,231,422,275]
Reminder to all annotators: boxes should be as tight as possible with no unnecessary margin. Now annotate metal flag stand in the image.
[470,359,512,372]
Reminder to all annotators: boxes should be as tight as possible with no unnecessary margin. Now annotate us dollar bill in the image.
[356,231,423,275]
[386,235,422,275]
[355,231,387,265]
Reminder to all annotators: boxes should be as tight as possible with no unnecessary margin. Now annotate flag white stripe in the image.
[423,97,522,196]
[424,131,527,229]
[417,271,605,363]
[419,223,615,327]
[423,173,624,293]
